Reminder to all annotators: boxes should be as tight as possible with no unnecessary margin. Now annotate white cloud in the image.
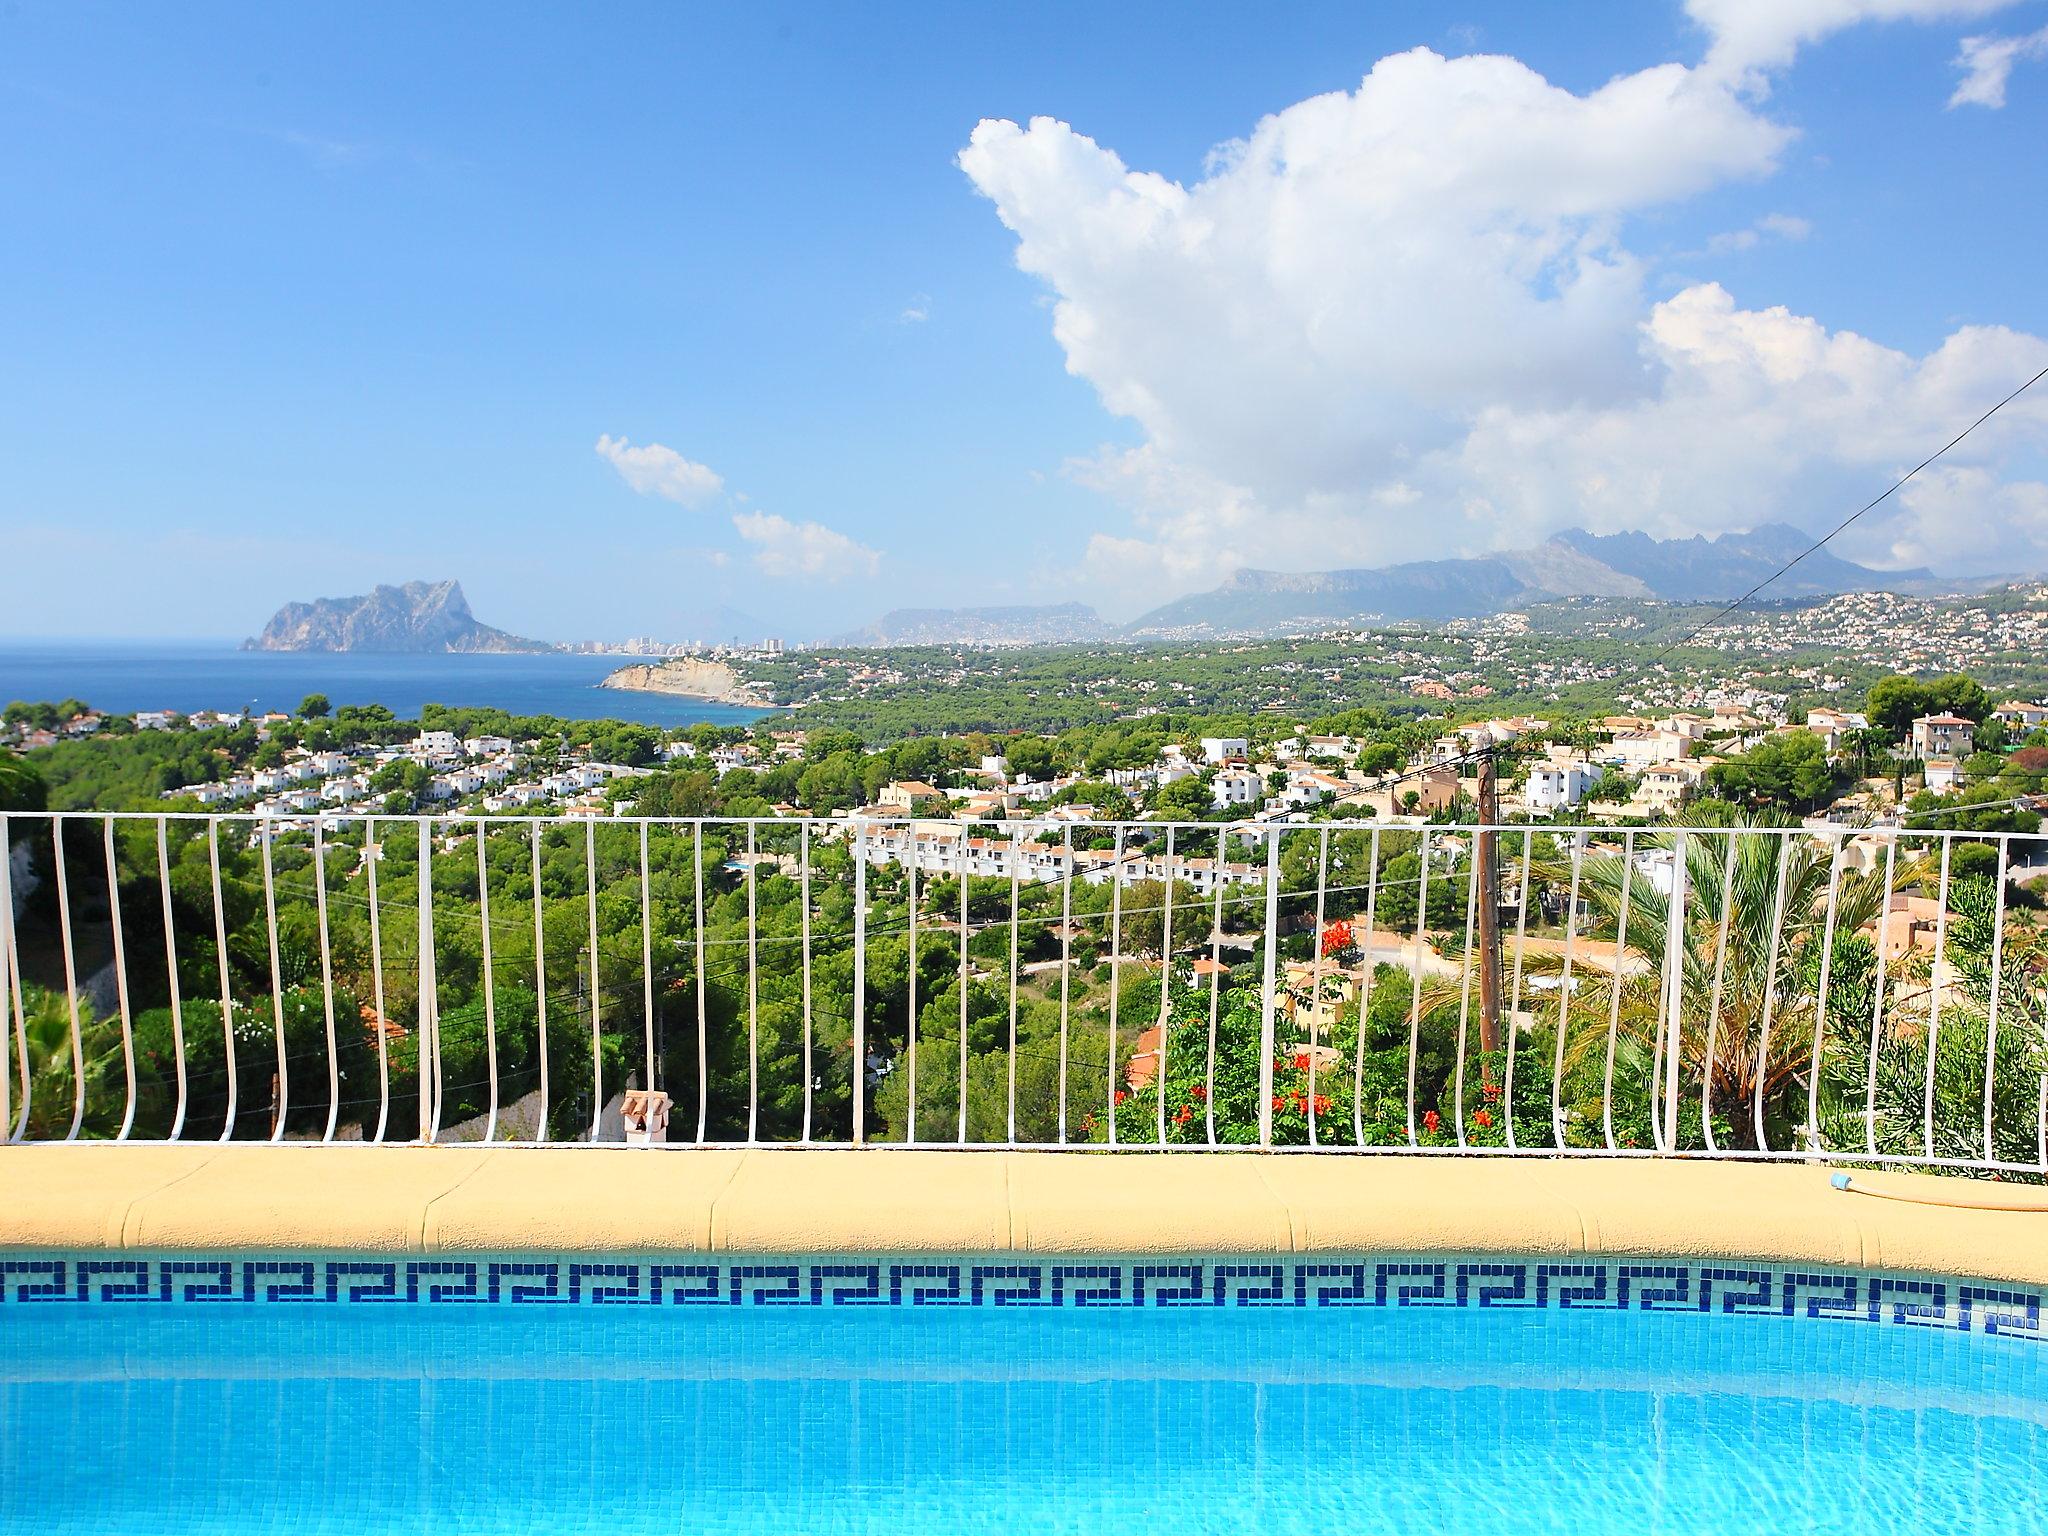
[731,511,881,580]
[960,27,2048,613]
[1685,0,2020,81]
[900,293,931,323]
[1703,210,1814,253]
[1440,284,2048,559]
[1949,23,2048,106]
[594,434,725,507]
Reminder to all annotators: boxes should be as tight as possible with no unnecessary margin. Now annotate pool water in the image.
[3,1299,2044,1535]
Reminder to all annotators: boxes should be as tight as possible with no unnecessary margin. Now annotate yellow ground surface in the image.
[1,1146,2043,1284]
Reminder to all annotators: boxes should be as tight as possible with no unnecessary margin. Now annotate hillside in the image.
[243,580,553,653]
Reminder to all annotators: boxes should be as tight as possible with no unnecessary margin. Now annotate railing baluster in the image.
[906,837,919,1145]
[1863,834,1898,1158]
[0,816,21,1140]
[260,824,287,1142]
[1258,830,1282,1149]
[745,823,761,1144]
[1056,826,1071,1145]
[958,831,971,1146]
[1008,833,1022,1148]
[1502,832,1533,1154]
[311,819,339,1143]
[1653,830,1688,1154]
[156,819,188,1141]
[366,818,393,1144]
[801,821,814,1145]
[582,817,600,1144]
[529,820,548,1147]
[1982,836,2011,1165]
[103,818,137,1140]
[1306,827,1328,1150]
[638,821,654,1117]
[1452,845,1479,1151]
[1352,826,1381,1148]
[1207,829,1226,1149]
[1108,825,1126,1148]
[420,819,441,1143]
[693,820,708,1144]
[208,820,237,1141]
[478,822,500,1145]
[52,817,86,1141]
[1553,840,1583,1151]
[851,835,867,1146]
[1601,831,1634,1152]
[1701,830,1739,1153]
[1805,835,1846,1150]
[1752,835,1794,1154]
[1923,837,1952,1161]
[1404,829,1431,1149]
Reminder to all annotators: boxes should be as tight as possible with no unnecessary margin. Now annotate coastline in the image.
[599,659,781,710]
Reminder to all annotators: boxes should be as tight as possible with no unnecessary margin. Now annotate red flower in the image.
[1319,920,1353,957]
[1312,1094,1332,1116]
[1113,1090,1128,1105]
[1174,1104,1194,1124]
[1423,1109,1441,1134]
[1482,1083,1501,1101]
[1271,1094,1286,1110]
[1191,1083,1208,1101]
[1472,1109,1495,1129]
[1291,1051,1312,1071]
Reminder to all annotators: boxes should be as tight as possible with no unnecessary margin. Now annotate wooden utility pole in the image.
[1476,754,1503,1056]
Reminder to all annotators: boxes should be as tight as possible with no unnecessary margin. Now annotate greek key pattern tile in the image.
[0,1255,2039,1336]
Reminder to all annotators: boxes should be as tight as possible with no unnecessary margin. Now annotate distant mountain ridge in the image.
[837,603,1110,647]
[1550,524,1934,602]
[243,581,553,653]
[1124,524,1943,638]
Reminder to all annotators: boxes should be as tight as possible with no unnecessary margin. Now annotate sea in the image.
[0,642,769,730]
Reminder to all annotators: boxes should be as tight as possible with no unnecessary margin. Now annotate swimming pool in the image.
[3,1252,2044,1536]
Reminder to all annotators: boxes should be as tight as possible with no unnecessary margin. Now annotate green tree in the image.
[1706,730,1843,813]
[298,693,332,719]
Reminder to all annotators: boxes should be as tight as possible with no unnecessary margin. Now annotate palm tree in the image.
[1537,813,1891,1150]
[9,983,141,1140]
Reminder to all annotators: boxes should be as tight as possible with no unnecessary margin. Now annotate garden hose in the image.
[1830,1171,2048,1213]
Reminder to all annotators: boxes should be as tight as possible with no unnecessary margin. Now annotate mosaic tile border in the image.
[0,1255,2040,1339]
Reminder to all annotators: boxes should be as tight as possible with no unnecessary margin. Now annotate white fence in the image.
[1,811,2042,1173]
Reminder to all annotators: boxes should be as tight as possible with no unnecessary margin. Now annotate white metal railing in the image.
[1,810,2043,1173]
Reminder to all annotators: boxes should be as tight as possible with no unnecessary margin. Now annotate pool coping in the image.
[2,1147,2044,1287]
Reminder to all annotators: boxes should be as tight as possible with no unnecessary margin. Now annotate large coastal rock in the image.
[243,580,553,653]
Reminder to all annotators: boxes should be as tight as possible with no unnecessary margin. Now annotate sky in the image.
[3,0,2047,643]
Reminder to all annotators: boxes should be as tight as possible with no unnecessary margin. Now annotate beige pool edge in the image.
[1,1147,2042,1285]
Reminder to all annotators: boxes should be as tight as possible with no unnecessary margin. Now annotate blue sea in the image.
[0,642,769,729]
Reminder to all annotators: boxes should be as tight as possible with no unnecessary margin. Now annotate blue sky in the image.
[3,0,2046,642]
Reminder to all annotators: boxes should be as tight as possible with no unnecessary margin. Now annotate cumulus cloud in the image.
[1949,23,2048,106]
[594,434,725,506]
[1686,0,2020,81]
[959,26,2048,611]
[732,511,881,580]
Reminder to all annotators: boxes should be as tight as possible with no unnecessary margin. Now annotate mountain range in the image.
[243,580,553,653]
[1123,523,1943,638]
